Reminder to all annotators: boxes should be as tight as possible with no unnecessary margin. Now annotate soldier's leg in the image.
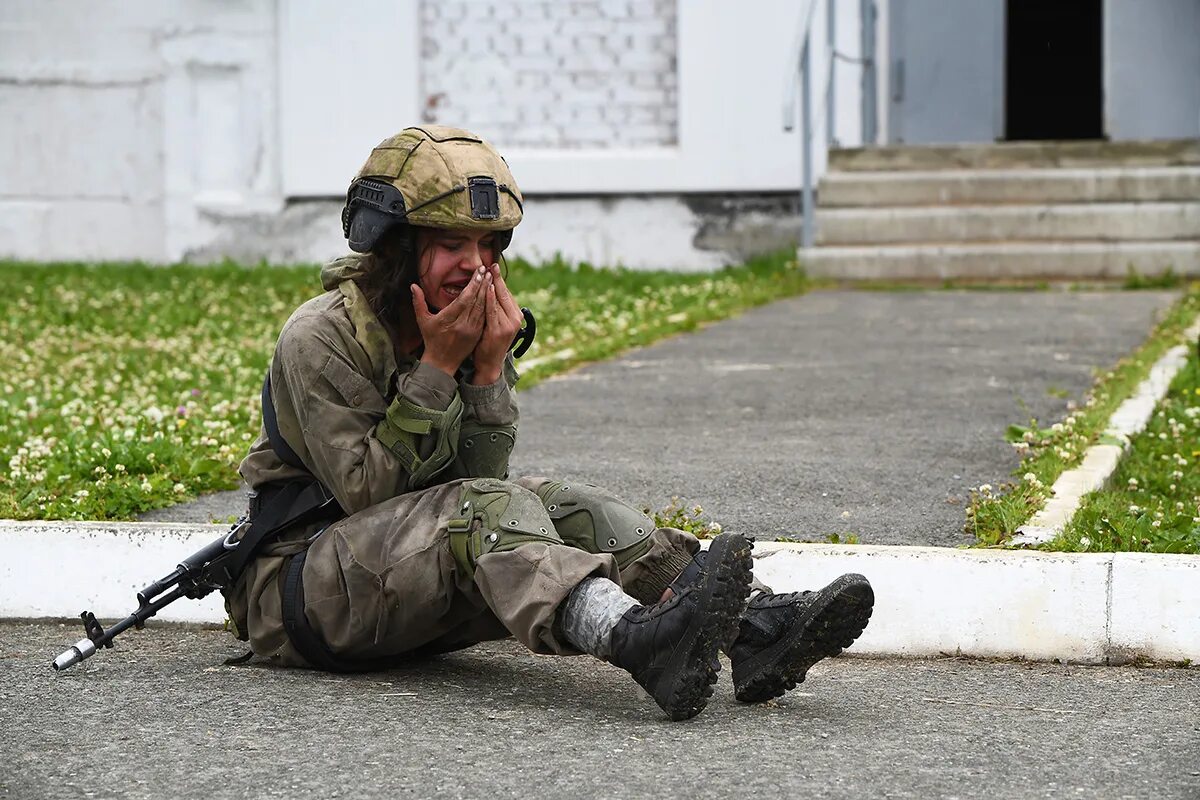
[512,477,698,605]
[239,478,617,667]
[507,477,875,705]
[246,476,755,719]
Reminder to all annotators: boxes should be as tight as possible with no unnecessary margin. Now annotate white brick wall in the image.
[419,0,678,148]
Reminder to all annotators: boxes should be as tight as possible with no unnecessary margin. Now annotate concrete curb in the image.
[3,521,1196,664]
[1015,318,1200,545]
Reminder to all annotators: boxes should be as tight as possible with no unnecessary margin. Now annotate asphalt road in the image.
[3,623,1197,800]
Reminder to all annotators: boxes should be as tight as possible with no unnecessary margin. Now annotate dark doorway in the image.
[1005,0,1104,140]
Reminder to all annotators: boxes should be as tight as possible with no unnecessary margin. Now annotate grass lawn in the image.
[0,253,807,521]
[966,283,1200,550]
[1052,340,1200,554]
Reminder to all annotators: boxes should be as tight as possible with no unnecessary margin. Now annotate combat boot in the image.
[728,573,874,703]
[607,532,753,721]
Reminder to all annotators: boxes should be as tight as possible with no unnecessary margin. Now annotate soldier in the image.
[224,125,874,720]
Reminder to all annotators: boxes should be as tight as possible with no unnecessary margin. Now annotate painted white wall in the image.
[511,196,727,271]
[0,0,875,265]
[0,0,280,262]
[279,0,869,196]
[1105,0,1200,141]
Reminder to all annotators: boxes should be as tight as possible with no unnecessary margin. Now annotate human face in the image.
[415,228,497,311]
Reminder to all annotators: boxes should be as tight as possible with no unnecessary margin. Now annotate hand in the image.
[411,266,488,377]
[471,264,524,385]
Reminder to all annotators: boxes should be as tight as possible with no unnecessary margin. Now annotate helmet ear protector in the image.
[342,178,407,253]
[342,176,513,255]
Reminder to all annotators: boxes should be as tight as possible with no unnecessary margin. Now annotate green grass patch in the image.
[1051,341,1200,554]
[966,284,1200,546]
[0,253,807,521]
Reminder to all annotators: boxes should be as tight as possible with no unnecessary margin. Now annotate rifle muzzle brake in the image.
[51,638,97,671]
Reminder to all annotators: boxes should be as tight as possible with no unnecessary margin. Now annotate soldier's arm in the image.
[444,353,520,480]
[271,312,465,514]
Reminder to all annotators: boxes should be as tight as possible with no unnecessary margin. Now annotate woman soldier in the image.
[225,126,873,721]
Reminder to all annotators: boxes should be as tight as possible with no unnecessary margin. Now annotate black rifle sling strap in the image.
[217,480,341,587]
[213,371,343,587]
[261,371,307,470]
[282,549,401,673]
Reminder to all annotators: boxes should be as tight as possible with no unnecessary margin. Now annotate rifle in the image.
[51,518,246,671]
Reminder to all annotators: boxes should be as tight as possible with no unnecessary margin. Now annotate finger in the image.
[444,267,485,322]
[485,280,499,325]
[468,270,489,322]
[491,266,522,320]
[411,284,432,324]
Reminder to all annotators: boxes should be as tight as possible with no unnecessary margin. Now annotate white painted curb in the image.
[1014,318,1200,545]
[750,541,1198,665]
[2,522,1196,664]
[0,521,228,623]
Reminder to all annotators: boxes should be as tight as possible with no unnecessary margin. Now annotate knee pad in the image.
[534,481,654,569]
[448,478,562,574]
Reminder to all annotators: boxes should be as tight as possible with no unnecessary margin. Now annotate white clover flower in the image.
[173,483,186,494]
[1024,472,1037,482]
[1128,504,1141,514]
[1079,535,1091,548]
[978,484,993,493]
[1152,520,1161,528]
[74,489,89,499]
[140,480,152,492]
[1128,477,1139,487]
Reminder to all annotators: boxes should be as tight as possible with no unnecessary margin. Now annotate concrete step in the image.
[817,202,1200,246]
[829,139,1200,172]
[801,240,1200,281]
[819,166,1200,208]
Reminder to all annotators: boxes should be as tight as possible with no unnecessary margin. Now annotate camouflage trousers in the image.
[227,476,699,667]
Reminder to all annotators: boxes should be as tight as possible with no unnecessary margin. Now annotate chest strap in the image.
[261,371,307,470]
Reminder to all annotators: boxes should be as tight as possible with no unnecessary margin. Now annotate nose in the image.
[462,241,486,270]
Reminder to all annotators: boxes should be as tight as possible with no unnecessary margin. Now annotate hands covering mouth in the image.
[413,264,525,386]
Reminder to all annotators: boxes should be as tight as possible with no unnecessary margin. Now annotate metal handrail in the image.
[783,0,877,250]
[782,0,820,248]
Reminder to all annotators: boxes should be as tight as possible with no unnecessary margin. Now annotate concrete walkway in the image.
[144,288,1179,547]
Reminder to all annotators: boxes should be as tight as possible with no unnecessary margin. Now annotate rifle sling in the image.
[219,480,343,587]
[281,549,403,673]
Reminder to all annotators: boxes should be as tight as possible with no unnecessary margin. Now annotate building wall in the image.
[1105,0,1200,141]
[420,0,679,149]
[0,0,867,268]
[0,0,280,262]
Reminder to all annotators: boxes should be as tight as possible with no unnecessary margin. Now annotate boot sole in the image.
[733,574,874,704]
[656,533,754,721]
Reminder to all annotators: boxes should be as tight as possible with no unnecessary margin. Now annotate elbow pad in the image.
[452,421,517,479]
[376,393,464,488]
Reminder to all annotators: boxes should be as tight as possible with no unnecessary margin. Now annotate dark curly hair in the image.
[354,225,423,328]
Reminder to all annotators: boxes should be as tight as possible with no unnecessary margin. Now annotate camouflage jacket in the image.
[238,254,519,515]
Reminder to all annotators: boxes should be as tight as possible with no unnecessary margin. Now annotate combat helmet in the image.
[341,125,524,254]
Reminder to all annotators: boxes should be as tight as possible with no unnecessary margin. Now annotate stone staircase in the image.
[802,139,1200,281]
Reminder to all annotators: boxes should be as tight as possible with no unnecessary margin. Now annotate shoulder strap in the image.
[261,371,308,470]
